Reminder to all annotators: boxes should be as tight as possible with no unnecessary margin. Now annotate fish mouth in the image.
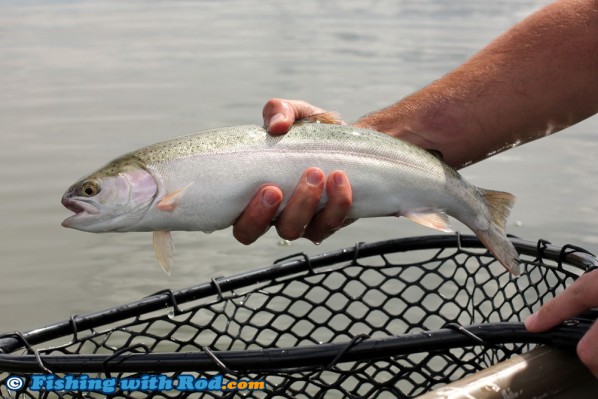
[61,197,100,227]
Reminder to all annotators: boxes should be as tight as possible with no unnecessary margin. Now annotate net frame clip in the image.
[102,343,151,378]
[351,242,366,265]
[201,346,239,377]
[558,244,596,272]
[443,323,509,353]
[325,333,369,370]
[274,252,315,274]
[145,289,184,315]
[0,331,52,374]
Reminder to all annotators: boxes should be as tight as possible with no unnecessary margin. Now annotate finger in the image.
[525,269,598,332]
[233,186,283,245]
[303,171,353,243]
[263,98,327,135]
[275,168,325,240]
[577,320,598,378]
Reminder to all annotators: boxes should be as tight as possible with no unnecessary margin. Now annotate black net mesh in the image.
[0,235,595,399]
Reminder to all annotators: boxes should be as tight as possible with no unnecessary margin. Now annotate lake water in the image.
[1,0,596,334]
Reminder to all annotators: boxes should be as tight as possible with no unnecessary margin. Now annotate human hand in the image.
[262,98,329,135]
[525,268,598,378]
[232,99,353,245]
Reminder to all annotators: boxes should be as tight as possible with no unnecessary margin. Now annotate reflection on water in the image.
[1,0,596,335]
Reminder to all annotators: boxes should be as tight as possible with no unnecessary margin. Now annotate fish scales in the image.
[138,126,451,227]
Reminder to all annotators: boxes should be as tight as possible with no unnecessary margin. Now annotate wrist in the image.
[354,92,470,168]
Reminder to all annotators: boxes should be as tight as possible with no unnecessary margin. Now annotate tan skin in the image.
[233,0,598,377]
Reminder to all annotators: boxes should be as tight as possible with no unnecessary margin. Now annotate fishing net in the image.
[0,234,596,399]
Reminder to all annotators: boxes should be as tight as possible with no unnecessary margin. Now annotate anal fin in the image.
[153,231,175,276]
[403,209,454,232]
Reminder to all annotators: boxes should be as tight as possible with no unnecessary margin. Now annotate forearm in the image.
[355,0,598,169]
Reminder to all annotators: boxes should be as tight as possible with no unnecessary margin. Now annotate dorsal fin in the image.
[297,112,344,125]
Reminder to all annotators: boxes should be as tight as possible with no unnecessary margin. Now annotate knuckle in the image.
[303,219,342,243]
[319,217,344,233]
[233,217,271,245]
[570,273,596,308]
[577,340,597,370]
[276,225,304,241]
[303,231,330,244]
[263,98,280,114]
[232,229,255,246]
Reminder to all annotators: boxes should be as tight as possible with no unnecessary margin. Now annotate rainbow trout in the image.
[61,117,519,275]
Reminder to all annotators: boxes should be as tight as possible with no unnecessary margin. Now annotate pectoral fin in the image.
[153,230,175,275]
[403,209,453,232]
[158,183,193,211]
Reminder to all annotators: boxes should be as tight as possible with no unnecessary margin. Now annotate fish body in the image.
[62,122,519,275]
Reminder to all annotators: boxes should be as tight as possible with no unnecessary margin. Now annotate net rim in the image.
[0,234,595,374]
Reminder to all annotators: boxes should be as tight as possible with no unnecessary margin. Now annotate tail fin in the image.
[477,189,520,276]
[481,189,515,231]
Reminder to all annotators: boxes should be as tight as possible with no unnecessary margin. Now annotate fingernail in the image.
[333,172,345,186]
[307,170,323,186]
[262,189,279,207]
[269,113,285,128]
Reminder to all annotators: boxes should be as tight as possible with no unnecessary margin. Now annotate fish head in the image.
[61,158,158,232]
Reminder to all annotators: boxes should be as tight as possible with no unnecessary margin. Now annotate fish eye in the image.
[80,180,100,197]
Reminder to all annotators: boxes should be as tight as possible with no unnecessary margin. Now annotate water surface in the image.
[1,0,596,332]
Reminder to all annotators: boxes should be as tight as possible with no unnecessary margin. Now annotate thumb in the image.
[263,98,327,135]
